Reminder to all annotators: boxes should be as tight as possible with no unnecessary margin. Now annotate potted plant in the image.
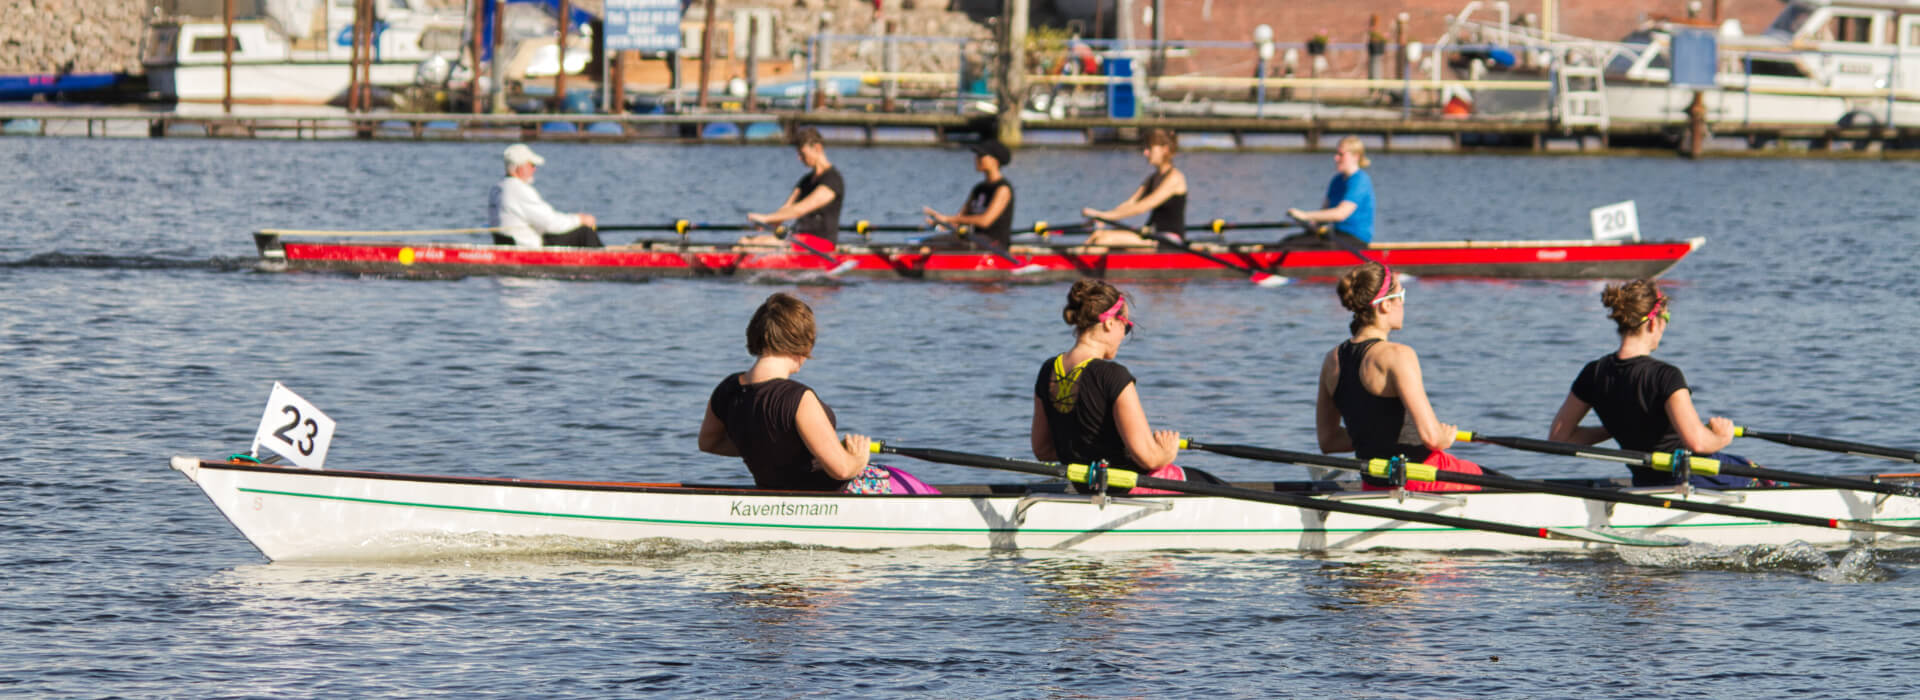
[1367,30,1388,57]
[1307,30,1329,56]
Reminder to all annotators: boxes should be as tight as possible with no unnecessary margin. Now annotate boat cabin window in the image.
[1768,5,1813,36]
[419,27,461,51]
[1817,13,1880,44]
[190,36,240,53]
[1907,21,1920,47]
[388,0,411,10]
[1745,57,1807,78]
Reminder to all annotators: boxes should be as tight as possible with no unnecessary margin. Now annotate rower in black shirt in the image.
[1031,279,1199,495]
[745,127,845,252]
[1081,128,1188,248]
[1546,279,1763,488]
[922,141,1016,248]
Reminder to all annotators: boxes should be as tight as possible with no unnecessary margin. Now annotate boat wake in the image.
[4,252,257,272]
[1617,540,1896,582]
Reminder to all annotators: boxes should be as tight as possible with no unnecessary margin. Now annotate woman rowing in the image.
[1316,262,1483,492]
[699,293,936,494]
[1546,280,1763,488]
[920,140,1016,249]
[1079,129,1186,247]
[743,127,845,252]
[1283,135,1374,249]
[1032,280,1205,494]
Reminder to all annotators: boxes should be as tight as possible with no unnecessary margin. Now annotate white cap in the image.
[504,143,545,167]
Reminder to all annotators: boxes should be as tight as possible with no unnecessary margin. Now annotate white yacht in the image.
[1439,0,1920,128]
[142,0,467,107]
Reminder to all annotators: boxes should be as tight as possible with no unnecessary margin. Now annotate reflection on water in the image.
[1018,554,1182,621]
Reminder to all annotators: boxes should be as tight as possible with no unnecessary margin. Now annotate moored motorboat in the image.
[171,455,1920,561]
[251,231,1705,282]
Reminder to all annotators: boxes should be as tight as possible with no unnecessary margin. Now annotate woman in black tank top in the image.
[1546,279,1757,488]
[699,293,935,494]
[1315,262,1483,491]
[1031,280,1193,495]
[1081,129,1188,248]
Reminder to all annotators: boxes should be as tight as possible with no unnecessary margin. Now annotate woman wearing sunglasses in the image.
[1547,280,1760,488]
[1316,262,1485,491]
[1031,279,1193,494]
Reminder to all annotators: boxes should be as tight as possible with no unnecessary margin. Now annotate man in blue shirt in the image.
[1285,136,1375,248]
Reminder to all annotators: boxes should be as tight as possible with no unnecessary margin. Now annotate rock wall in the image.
[0,0,149,74]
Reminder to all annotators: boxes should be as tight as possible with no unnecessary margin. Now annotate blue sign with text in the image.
[1670,28,1718,89]
[605,0,682,52]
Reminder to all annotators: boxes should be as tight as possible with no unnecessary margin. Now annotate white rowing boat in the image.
[170,456,1920,561]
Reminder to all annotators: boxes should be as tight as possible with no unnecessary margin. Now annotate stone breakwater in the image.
[2,0,149,74]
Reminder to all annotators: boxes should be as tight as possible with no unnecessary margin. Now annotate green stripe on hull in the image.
[238,487,1920,537]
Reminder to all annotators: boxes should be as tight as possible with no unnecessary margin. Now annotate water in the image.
[4,138,1920,697]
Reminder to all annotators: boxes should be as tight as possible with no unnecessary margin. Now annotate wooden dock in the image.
[3,107,1917,158]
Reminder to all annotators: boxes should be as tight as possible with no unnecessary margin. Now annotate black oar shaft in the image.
[1462,432,1920,499]
[1738,428,1920,463]
[1183,440,1920,536]
[875,445,1604,544]
[1091,215,1272,279]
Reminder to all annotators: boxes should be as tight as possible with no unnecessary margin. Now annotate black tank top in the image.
[1140,169,1186,237]
[965,177,1015,247]
[1332,339,1431,464]
[793,167,845,243]
[706,373,849,491]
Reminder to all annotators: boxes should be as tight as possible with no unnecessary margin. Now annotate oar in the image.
[932,223,1046,276]
[1089,216,1288,288]
[1456,431,1920,499]
[872,442,1686,548]
[1198,219,1306,234]
[1735,426,1920,464]
[1288,215,1376,267]
[1181,439,1920,538]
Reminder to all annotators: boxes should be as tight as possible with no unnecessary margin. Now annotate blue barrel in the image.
[1105,57,1136,119]
[562,89,597,114]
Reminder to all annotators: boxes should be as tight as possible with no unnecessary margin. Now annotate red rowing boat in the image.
[253,231,1704,282]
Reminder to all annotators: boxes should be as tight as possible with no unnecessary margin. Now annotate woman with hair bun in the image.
[699,292,936,494]
[1080,128,1188,248]
[1315,261,1484,491]
[1031,279,1194,494]
[1547,280,1760,488]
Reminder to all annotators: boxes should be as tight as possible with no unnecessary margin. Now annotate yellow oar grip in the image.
[1456,430,1476,442]
[675,219,690,235]
[1733,426,1747,437]
[1211,219,1226,234]
[856,220,871,235]
[1066,463,1139,489]
[868,442,882,454]
[1649,452,1722,475]
[1177,438,1191,449]
[1032,220,1048,233]
[1365,459,1440,482]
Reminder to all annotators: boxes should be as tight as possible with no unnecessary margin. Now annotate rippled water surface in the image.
[4,139,1920,697]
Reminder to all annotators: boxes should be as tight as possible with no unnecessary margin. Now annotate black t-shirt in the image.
[1140,169,1186,238]
[1332,339,1431,465]
[707,372,848,491]
[964,177,1015,247]
[1571,353,1689,454]
[792,167,845,243]
[1034,356,1137,469]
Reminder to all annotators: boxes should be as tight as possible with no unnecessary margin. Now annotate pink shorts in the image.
[1126,464,1192,495]
[1361,450,1484,492]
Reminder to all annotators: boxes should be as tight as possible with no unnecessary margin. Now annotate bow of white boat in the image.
[170,455,200,480]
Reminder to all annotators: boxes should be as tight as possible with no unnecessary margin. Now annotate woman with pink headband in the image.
[1546,279,1764,488]
[1315,261,1485,491]
[1031,279,1198,494]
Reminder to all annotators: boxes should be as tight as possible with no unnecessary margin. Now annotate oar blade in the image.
[1250,271,1290,287]
[1545,527,1690,548]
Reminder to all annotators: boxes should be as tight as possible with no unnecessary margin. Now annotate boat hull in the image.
[253,234,1706,282]
[172,457,1919,561]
